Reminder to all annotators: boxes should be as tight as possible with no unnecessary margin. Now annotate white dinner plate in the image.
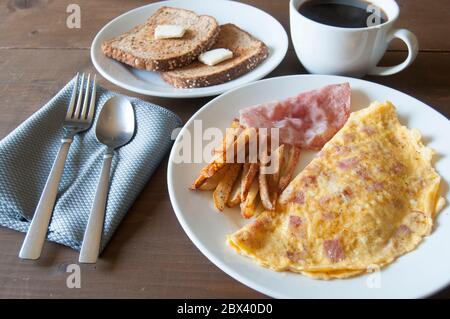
[91,0,288,98]
[167,74,450,299]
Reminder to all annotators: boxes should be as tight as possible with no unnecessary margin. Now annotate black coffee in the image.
[298,0,388,28]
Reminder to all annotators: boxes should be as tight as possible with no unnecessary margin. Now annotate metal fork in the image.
[19,73,97,260]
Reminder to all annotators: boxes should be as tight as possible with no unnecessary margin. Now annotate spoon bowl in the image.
[96,96,135,149]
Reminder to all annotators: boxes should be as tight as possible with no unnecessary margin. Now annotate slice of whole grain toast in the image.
[102,6,219,71]
[161,23,269,88]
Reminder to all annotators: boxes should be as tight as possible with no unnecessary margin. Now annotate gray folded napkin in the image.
[0,76,182,251]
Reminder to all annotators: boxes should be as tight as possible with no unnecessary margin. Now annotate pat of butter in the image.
[199,48,233,66]
[154,25,186,39]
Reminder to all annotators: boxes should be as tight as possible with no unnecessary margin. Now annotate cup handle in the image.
[368,29,419,76]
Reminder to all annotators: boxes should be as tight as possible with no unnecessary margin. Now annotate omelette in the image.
[228,101,445,279]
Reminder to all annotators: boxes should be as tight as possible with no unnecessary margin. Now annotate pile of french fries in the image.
[191,120,301,219]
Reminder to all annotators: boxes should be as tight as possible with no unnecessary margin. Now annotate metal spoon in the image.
[79,96,135,263]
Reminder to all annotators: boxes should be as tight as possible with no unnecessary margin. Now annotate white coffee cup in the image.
[289,0,419,77]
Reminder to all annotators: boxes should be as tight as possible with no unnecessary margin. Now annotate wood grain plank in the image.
[0,48,448,140]
[0,47,449,298]
[0,0,449,300]
[0,0,449,51]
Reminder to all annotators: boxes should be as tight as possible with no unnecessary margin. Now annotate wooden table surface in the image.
[0,0,449,299]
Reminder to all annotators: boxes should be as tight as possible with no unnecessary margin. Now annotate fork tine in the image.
[66,73,79,119]
[81,74,91,120]
[86,74,96,123]
[74,73,85,119]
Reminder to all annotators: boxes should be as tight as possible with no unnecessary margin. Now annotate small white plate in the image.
[91,0,288,98]
[167,74,450,298]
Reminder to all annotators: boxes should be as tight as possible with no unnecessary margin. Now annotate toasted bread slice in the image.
[161,24,269,88]
[102,7,219,71]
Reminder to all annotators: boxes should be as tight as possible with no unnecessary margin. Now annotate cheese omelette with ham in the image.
[228,102,445,279]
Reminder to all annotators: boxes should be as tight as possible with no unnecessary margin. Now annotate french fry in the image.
[259,174,272,210]
[259,145,285,210]
[213,119,242,155]
[278,145,301,191]
[191,161,222,189]
[227,172,243,208]
[213,163,242,211]
[240,163,259,201]
[241,174,259,219]
[258,144,273,211]
[198,165,229,191]
[270,144,285,180]
[268,144,285,206]
[192,127,255,189]
[229,127,257,164]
